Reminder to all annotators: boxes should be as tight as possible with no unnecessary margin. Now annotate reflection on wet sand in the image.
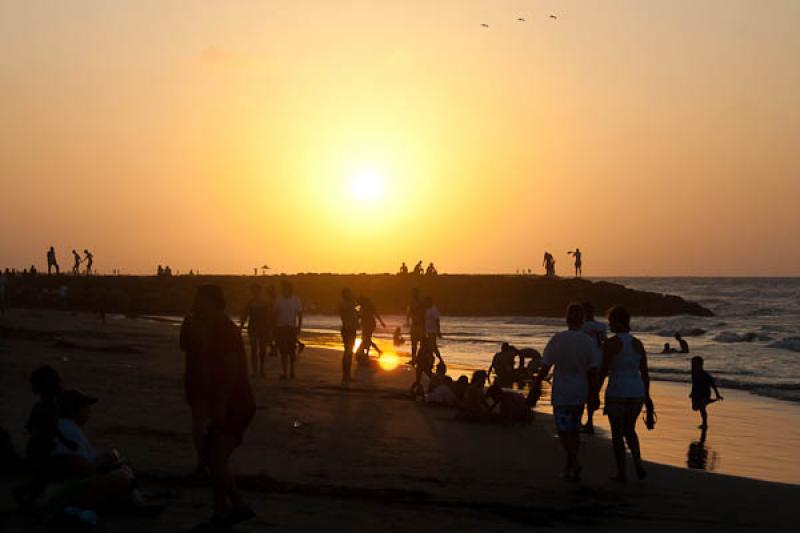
[687,427,719,472]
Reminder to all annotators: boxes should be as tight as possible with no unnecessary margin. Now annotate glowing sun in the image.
[349,168,385,201]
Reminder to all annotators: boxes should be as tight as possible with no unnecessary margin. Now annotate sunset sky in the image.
[1,0,798,276]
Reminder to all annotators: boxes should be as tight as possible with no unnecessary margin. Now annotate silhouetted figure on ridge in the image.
[71,250,81,275]
[46,247,59,275]
[83,249,94,275]
[412,261,424,275]
[399,262,408,275]
[568,248,582,278]
[543,252,556,277]
[425,262,438,276]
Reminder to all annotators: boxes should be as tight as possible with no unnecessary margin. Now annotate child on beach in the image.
[690,356,723,429]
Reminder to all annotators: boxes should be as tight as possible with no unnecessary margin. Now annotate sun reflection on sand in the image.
[377,352,400,372]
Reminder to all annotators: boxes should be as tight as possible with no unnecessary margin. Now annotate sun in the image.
[349,168,384,202]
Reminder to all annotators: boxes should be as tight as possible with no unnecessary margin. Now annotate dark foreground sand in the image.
[1,310,798,532]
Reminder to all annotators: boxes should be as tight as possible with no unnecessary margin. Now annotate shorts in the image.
[276,326,298,356]
[604,398,644,420]
[691,397,711,411]
[553,405,584,433]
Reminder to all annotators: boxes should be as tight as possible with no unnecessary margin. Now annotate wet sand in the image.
[1,309,798,532]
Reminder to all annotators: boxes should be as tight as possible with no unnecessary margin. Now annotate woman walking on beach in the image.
[183,285,256,532]
[597,306,651,482]
[357,296,386,364]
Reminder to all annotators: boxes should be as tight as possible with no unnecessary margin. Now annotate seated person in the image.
[486,383,533,425]
[25,366,76,473]
[426,376,457,406]
[452,376,469,403]
[457,371,492,422]
[46,390,161,516]
[662,342,678,354]
[488,343,518,388]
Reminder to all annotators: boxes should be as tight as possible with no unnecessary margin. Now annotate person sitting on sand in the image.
[184,285,256,533]
[274,280,303,380]
[596,306,651,483]
[453,375,469,403]
[486,383,532,425]
[48,389,161,516]
[426,376,457,406]
[339,288,359,385]
[662,343,678,354]
[457,371,492,422]
[690,356,723,430]
[535,303,595,481]
[240,284,273,378]
[675,333,690,354]
[488,343,519,388]
[393,327,405,346]
[356,296,386,364]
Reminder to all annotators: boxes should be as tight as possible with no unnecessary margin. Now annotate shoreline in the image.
[1,309,798,531]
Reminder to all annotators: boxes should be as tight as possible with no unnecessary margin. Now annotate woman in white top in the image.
[597,306,651,482]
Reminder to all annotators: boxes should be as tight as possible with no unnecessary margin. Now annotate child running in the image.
[690,356,723,429]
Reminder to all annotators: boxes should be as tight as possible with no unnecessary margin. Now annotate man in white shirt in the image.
[535,303,594,481]
[580,302,607,434]
[274,280,303,380]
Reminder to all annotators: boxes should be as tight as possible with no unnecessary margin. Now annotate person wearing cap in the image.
[183,284,256,533]
[52,389,161,515]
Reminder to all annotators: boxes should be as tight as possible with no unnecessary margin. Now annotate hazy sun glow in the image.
[377,352,400,372]
[349,169,385,202]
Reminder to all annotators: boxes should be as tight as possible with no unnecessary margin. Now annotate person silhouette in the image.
[356,296,386,365]
[675,333,690,354]
[274,281,303,380]
[543,252,556,277]
[46,247,60,275]
[406,288,426,366]
[412,261,423,275]
[339,288,358,385]
[425,262,438,276]
[83,249,94,275]
[71,250,81,275]
[567,248,582,278]
[240,285,273,378]
[399,262,409,275]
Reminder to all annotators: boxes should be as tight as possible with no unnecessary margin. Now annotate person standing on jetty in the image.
[274,281,303,380]
[240,284,273,378]
[71,249,81,275]
[581,302,607,434]
[399,262,408,274]
[407,288,426,366]
[535,303,595,481]
[568,248,582,278]
[46,246,59,275]
[543,252,556,277]
[83,249,94,275]
[181,285,256,533]
[339,289,359,385]
[597,306,651,482]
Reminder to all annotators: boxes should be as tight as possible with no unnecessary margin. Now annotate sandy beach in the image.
[1,309,799,532]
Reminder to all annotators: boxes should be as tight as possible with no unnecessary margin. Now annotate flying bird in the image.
[517,17,526,22]
[481,23,489,28]
[549,15,558,20]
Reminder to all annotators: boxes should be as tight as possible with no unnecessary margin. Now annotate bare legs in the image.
[342,331,356,384]
[608,406,646,482]
[558,430,581,479]
[192,410,208,474]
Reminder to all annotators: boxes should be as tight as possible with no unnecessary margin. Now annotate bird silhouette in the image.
[549,15,558,20]
[481,23,489,28]
[517,17,526,22]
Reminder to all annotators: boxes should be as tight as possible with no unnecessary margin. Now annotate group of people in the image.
[542,248,583,278]
[236,281,304,380]
[41,247,95,276]
[13,366,162,525]
[398,261,438,276]
[338,289,389,384]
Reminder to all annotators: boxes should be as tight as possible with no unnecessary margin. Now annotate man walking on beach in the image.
[274,280,303,380]
[406,288,426,366]
[46,246,59,275]
[535,303,595,481]
[581,302,607,434]
[339,288,359,385]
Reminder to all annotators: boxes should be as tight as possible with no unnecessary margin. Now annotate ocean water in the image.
[303,278,800,404]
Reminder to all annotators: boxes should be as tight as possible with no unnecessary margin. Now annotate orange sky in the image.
[1,0,798,276]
